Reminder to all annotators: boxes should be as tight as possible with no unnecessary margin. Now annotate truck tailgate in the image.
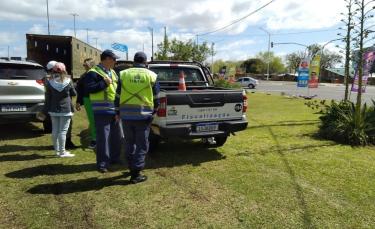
[164,90,244,124]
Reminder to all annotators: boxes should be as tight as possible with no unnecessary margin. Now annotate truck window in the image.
[149,67,205,82]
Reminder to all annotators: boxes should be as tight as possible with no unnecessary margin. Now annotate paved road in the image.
[251,81,375,104]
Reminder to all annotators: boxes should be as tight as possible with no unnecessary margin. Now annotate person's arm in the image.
[43,81,51,115]
[152,80,160,112]
[75,77,84,105]
[69,80,77,97]
[114,77,122,116]
[85,71,108,93]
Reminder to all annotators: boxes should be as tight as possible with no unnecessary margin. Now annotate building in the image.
[320,67,355,83]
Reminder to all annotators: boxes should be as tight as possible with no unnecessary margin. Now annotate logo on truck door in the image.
[234,104,243,112]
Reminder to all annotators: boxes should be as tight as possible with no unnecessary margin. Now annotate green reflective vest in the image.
[119,67,157,120]
[88,65,118,113]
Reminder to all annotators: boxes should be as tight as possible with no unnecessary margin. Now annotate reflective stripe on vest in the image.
[88,66,118,112]
[119,68,156,120]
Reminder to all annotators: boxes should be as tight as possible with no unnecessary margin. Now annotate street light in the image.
[259,27,271,80]
[148,27,154,61]
[70,13,78,38]
[92,37,98,49]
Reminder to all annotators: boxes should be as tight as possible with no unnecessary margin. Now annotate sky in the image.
[0,0,357,64]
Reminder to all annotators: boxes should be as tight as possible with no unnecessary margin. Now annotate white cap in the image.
[46,60,57,70]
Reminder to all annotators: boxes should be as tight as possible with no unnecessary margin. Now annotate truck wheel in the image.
[148,132,160,154]
[43,118,52,133]
[202,136,228,148]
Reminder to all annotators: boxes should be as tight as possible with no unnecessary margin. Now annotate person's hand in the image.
[36,112,46,121]
[115,114,120,122]
[104,77,112,85]
[76,103,81,111]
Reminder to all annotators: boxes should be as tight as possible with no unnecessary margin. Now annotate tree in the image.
[351,0,375,122]
[240,58,265,74]
[154,38,212,63]
[338,0,356,101]
[255,51,286,74]
[286,51,304,73]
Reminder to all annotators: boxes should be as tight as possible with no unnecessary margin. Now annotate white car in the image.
[236,77,259,89]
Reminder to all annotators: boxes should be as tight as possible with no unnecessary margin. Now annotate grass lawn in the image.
[1,93,375,228]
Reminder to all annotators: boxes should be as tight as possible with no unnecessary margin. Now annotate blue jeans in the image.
[50,115,71,154]
[122,120,151,171]
[94,114,122,169]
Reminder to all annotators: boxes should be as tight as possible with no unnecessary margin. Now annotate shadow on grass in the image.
[248,120,320,130]
[27,173,131,195]
[0,145,51,154]
[252,118,316,228]
[5,163,98,178]
[146,139,225,169]
[0,123,44,140]
[0,153,50,162]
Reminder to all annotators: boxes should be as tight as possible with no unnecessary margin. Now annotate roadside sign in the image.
[352,51,375,93]
[297,58,310,87]
[308,55,320,88]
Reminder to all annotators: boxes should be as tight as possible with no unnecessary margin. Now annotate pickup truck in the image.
[146,61,248,150]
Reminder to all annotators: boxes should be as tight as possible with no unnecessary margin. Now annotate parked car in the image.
[0,59,51,131]
[236,77,259,89]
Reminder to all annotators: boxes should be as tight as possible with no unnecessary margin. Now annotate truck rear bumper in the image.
[152,119,248,139]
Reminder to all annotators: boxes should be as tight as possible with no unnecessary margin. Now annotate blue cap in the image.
[134,51,147,63]
[101,49,120,60]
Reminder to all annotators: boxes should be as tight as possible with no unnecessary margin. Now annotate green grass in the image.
[1,93,375,228]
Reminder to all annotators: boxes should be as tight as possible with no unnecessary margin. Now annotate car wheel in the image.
[148,131,160,155]
[248,84,255,89]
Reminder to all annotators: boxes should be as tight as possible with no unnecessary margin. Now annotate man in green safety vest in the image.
[115,51,159,184]
[85,50,122,173]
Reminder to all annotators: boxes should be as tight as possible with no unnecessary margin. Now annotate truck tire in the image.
[43,117,52,133]
[202,136,228,148]
[148,132,160,154]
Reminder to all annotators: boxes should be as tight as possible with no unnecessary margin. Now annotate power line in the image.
[197,0,276,36]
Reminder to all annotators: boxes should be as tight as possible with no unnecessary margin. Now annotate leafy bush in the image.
[214,79,242,89]
[319,100,375,146]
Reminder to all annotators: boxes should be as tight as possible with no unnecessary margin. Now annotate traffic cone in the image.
[178,71,186,91]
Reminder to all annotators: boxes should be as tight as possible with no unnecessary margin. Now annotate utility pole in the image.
[148,27,154,61]
[259,28,271,80]
[211,42,215,73]
[46,0,50,35]
[92,37,98,49]
[7,46,10,59]
[71,13,78,38]
[85,28,90,43]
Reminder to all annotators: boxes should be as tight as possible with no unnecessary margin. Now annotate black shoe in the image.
[88,140,96,149]
[130,172,147,184]
[98,168,109,173]
[66,139,78,149]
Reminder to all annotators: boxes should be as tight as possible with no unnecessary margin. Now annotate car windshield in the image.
[149,67,205,82]
[0,63,46,80]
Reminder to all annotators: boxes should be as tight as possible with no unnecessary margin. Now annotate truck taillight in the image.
[157,97,167,117]
[36,79,44,86]
[243,94,248,113]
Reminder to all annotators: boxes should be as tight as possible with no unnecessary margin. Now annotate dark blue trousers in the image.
[94,114,122,169]
[122,120,151,171]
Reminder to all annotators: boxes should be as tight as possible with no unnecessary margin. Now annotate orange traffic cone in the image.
[178,71,186,91]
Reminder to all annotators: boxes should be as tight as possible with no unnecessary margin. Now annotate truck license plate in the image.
[196,123,219,132]
[1,105,27,112]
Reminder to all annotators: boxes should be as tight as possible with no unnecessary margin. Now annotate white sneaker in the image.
[59,151,75,158]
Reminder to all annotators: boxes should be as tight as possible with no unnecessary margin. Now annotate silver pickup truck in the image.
[147,61,248,150]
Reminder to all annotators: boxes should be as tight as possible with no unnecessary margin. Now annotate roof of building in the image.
[325,67,355,77]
